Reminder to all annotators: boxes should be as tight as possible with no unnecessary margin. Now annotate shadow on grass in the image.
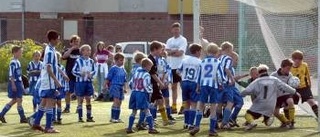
[103,128,127,137]
[5,126,43,137]
[82,122,113,128]
[301,132,320,137]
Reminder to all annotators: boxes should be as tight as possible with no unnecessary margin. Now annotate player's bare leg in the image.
[63,92,71,113]
[274,108,289,128]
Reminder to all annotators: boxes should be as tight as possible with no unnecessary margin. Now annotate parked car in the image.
[115,41,150,59]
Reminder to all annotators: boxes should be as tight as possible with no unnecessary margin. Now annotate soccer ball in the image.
[288,76,300,88]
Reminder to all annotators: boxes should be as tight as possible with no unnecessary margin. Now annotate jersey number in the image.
[263,86,268,99]
[134,78,144,90]
[204,65,213,78]
[184,68,196,80]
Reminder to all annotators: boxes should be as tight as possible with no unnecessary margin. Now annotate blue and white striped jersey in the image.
[72,56,96,82]
[219,55,233,84]
[179,56,201,83]
[129,68,152,94]
[40,44,59,90]
[198,56,223,88]
[107,65,127,86]
[57,64,66,88]
[27,61,43,82]
[157,57,168,79]
[130,63,141,80]
[9,59,22,82]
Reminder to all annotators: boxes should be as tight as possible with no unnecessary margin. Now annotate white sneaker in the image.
[245,123,257,131]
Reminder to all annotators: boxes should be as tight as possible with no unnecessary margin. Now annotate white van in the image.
[115,41,150,59]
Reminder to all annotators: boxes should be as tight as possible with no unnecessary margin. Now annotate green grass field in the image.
[0,91,319,137]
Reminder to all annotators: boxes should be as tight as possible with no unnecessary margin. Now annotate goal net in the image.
[198,0,318,118]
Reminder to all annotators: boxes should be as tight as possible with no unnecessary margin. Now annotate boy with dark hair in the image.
[32,30,62,133]
[0,46,27,124]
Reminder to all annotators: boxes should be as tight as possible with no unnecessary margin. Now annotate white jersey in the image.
[270,69,294,96]
[165,35,187,69]
[241,75,296,117]
[198,56,223,88]
[179,55,201,83]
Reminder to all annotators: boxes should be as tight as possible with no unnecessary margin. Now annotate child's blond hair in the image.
[33,50,41,57]
[80,44,91,53]
[220,41,234,52]
[133,51,147,64]
[206,42,219,55]
[141,58,153,68]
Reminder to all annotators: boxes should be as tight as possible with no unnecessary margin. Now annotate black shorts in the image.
[247,110,269,120]
[276,95,293,108]
[172,69,182,83]
[151,84,163,102]
[293,87,313,104]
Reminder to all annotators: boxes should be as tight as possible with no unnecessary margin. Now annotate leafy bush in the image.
[0,39,43,83]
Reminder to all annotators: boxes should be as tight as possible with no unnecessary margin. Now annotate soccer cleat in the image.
[262,116,274,127]
[78,118,84,123]
[189,127,200,136]
[0,116,7,123]
[116,119,124,123]
[20,118,28,123]
[148,129,160,134]
[87,117,95,122]
[178,106,184,115]
[55,119,62,125]
[168,115,176,121]
[289,121,295,129]
[44,128,60,133]
[171,107,178,114]
[244,123,257,131]
[136,124,148,130]
[221,123,231,129]
[208,131,219,136]
[229,119,240,127]
[110,119,118,123]
[126,128,135,134]
[183,124,188,129]
[27,117,35,127]
[188,125,195,131]
[62,109,70,113]
[163,120,175,126]
[32,125,45,132]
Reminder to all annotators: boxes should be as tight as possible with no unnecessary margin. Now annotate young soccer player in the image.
[158,44,175,121]
[148,41,173,126]
[94,41,112,101]
[72,44,96,122]
[178,43,202,129]
[241,64,297,131]
[189,43,223,136]
[0,46,27,123]
[129,51,148,130]
[235,67,259,88]
[32,30,62,133]
[53,52,69,124]
[62,35,81,113]
[106,53,127,123]
[271,59,298,128]
[228,52,244,128]
[218,41,236,129]
[27,50,43,112]
[126,58,159,134]
[290,50,318,117]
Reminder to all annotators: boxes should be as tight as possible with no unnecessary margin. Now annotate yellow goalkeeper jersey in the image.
[290,62,311,89]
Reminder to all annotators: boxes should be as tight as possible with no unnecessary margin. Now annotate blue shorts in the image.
[199,86,219,103]
[109,84,124,100]
[129,91,149,110]
[181,81,198,102]
[75,82,94,97]
[232,87,244,108]
[8,81,24,99]
[29,81,37,95]
[40,89,57,99]
[162,88,170,98]
[217,85,234,103]
[56,87,66,100]
[67,80,76,93]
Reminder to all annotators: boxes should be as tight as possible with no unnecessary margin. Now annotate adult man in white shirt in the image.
[166,22,187,114]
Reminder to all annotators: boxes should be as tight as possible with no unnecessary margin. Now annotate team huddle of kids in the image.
[0,22,318,136]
